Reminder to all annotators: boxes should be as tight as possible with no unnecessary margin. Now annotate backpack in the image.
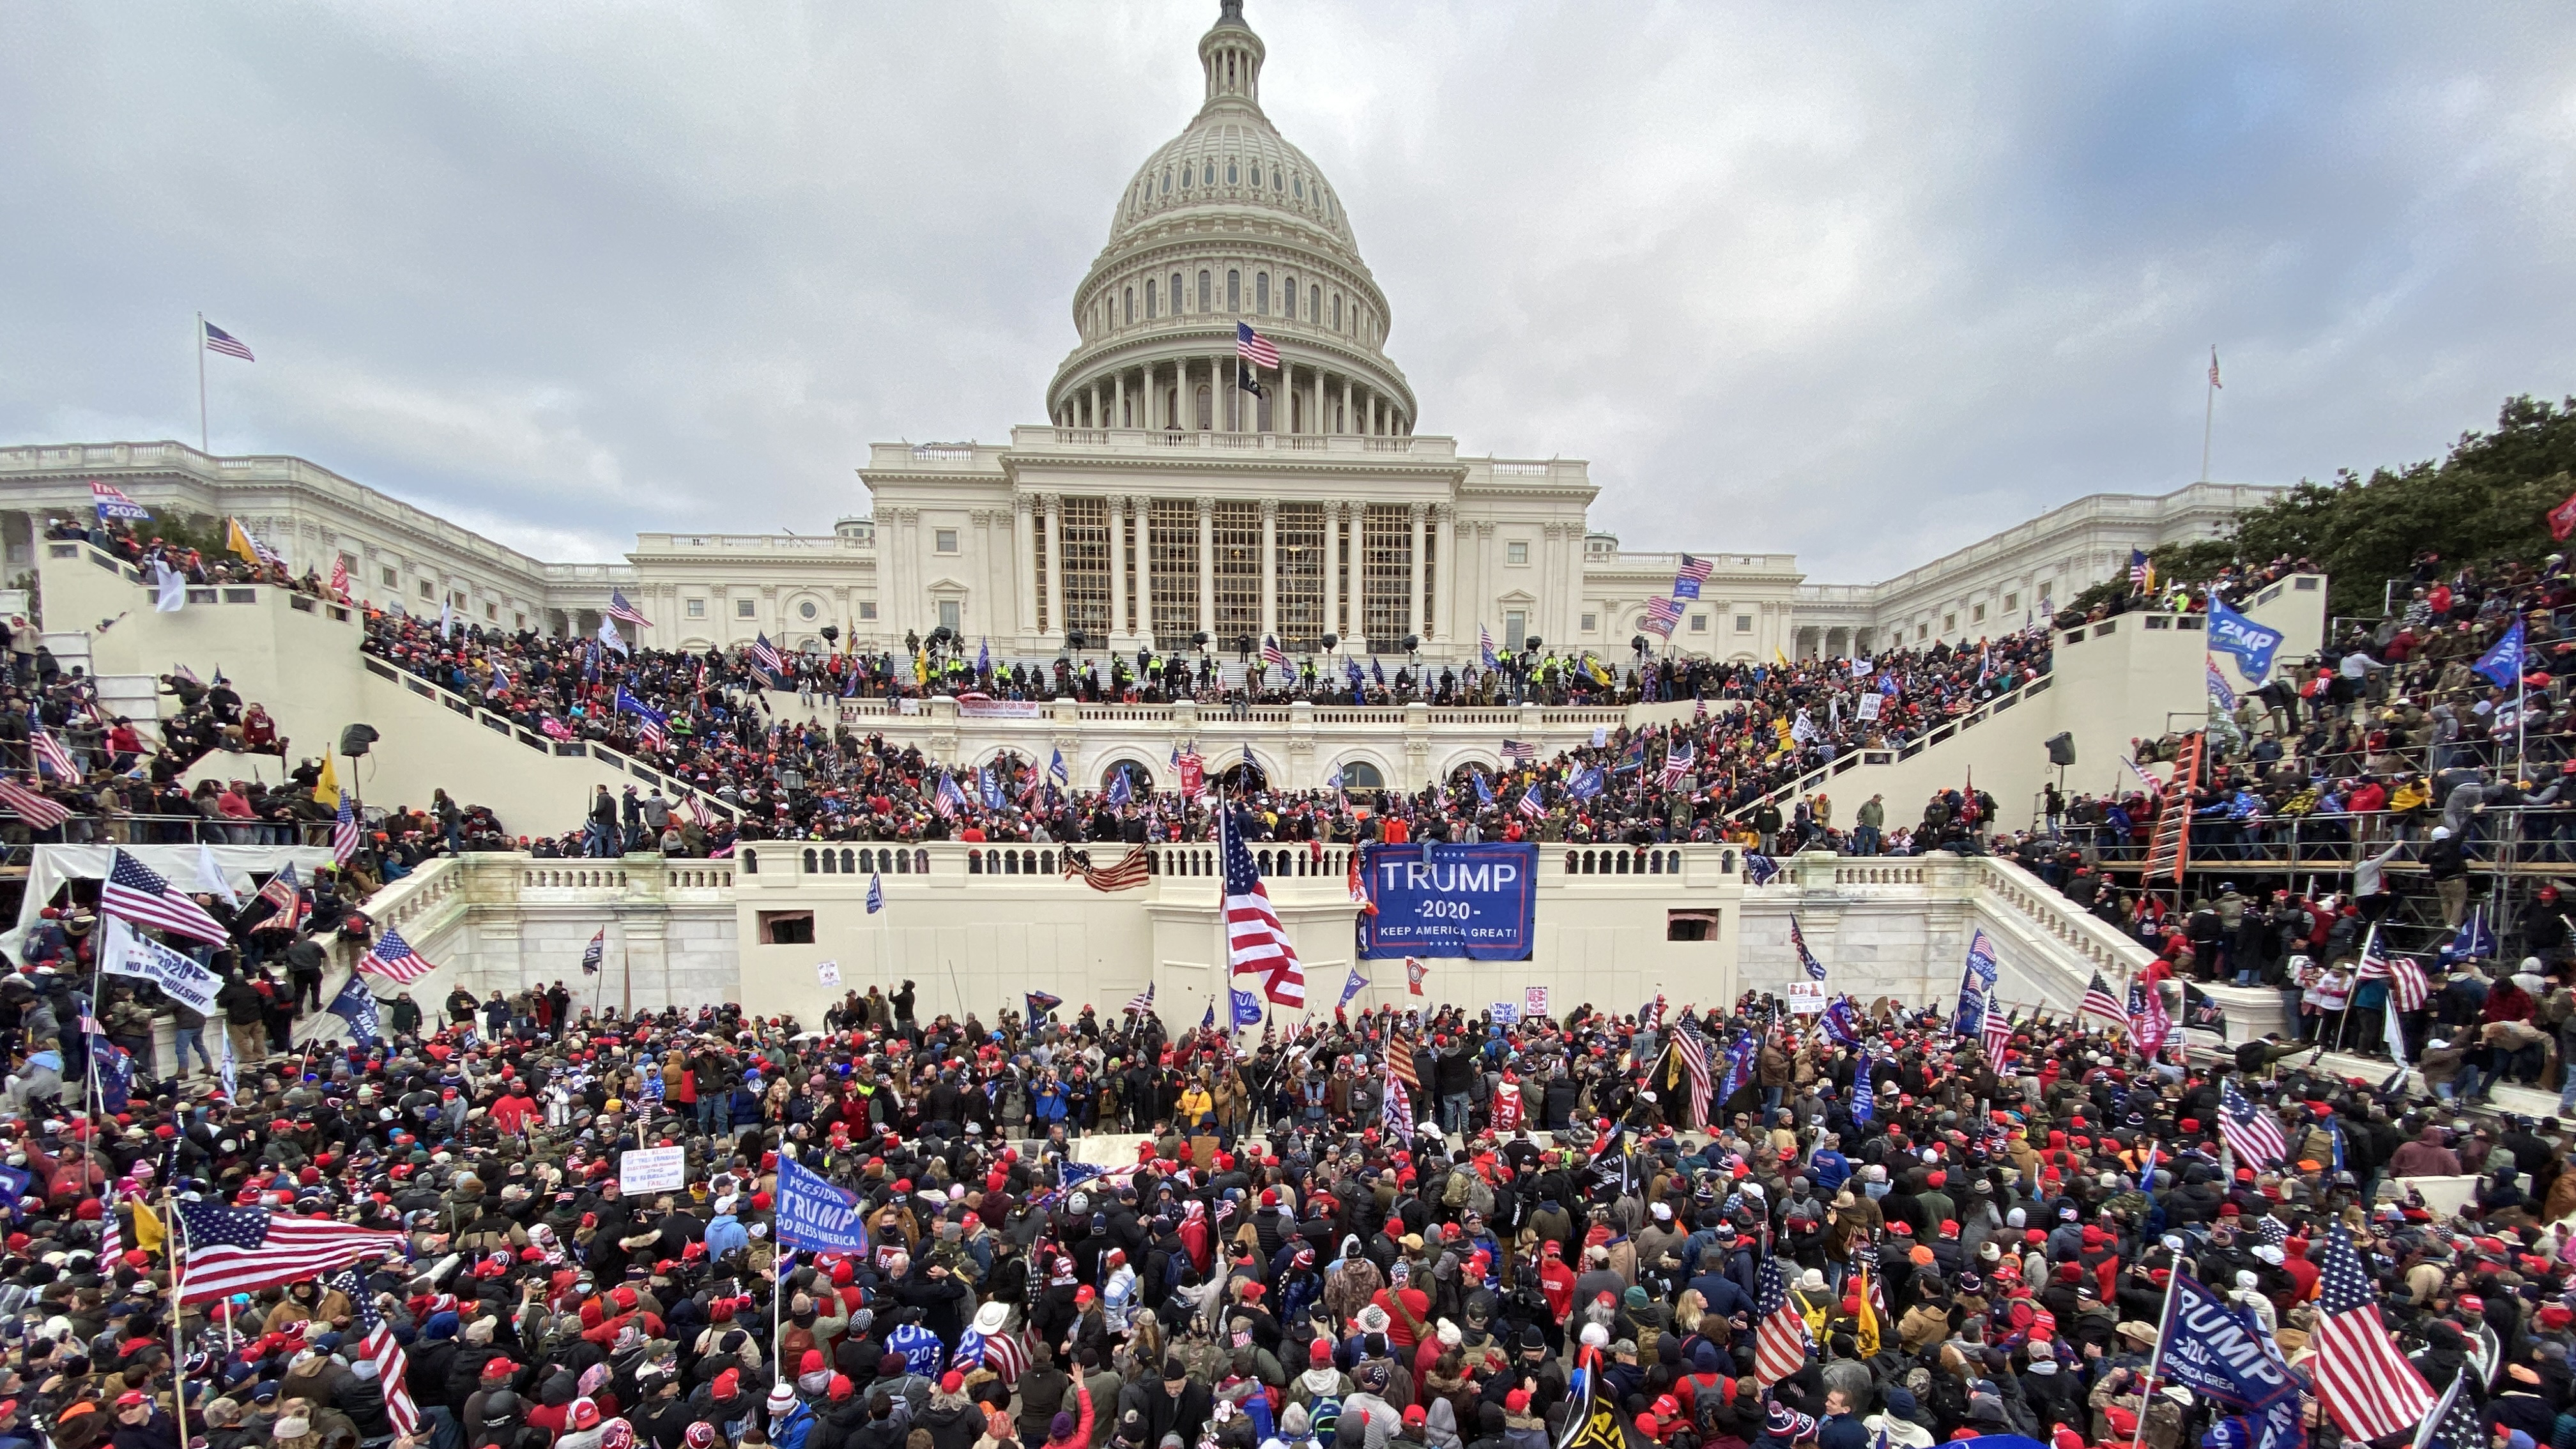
[1307,1395,1342,1448]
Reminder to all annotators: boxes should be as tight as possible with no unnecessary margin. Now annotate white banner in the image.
[1855,693,1882,722]
[956,698,1043,719]
[1785,981,1828,1015]
[815,960,842,987]
[1524,986,1551,1017]
[620,1146,687,1194]
[98,917,222,1018]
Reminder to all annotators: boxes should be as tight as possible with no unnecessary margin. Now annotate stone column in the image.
[1196,496,1216,640]
[1431,503,1455,645]
[1041,494,1063,639]
[1106,496,1128,645]
[1011,494,1036,638]
[1132,495,1155,648]
[1259,498,1278,645]
[1114,371,1126,430]
[1313,368,1326,436]
[1408,501,1428,638]
[1322,502,1342,642]
[1342,377,1354,436]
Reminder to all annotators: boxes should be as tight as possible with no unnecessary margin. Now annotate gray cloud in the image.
[2,1,2571,580]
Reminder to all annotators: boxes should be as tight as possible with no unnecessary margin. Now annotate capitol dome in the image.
[1047,1,1415,439]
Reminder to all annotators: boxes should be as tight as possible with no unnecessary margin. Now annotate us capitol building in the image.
[0,2,2276,666]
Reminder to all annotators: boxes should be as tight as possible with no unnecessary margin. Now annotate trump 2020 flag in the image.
[1230,986,1264,1029]
[774,1156,873,1254]
[328,977,381,1046]
[2475,618,2526,691]
[1338,966,1370,1008]
[866,873,884,914]
[2204,595,2283,682]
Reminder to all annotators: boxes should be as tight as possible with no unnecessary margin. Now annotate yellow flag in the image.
[314,756,341,810]
[130,1200,165,1256]
[1853,1264,1881,1356]
[224,518,262,565]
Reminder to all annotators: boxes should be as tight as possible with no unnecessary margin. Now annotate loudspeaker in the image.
[339,723,381,757]
[2044,732,2076,767]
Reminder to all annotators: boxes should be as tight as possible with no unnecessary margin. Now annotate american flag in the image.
[1062,845,1152,891]
[2208,347,2223,390]
[173,1199,405,1302]
[1981,992,2011,1062]
[933,772,968,820]
[98,1187,121,1263]
[0,777,70,831]
[2417,1363,2483,1449]
[1501,739,1536,764]
[1642,596,1683,636]
[1382,1070,1413,1141]
[1673,1019,1711,1126]
[748,632,787,677]
[2218,1078,2287,1168]
[1642,995,1666,1031]
[2080,972,2131,1030]
[1478,623,1498,667]
[255,862,302,919]
[1788,914,1827,980]
[1752,1257,1809,1385]
[333,793,361,865]
[2313,1227,2434,1439]
[2129,549,2151,586]
[1516,786,1544,820]
[1657,740,1695,788]
[1261,637,1287,670]
[1124,982,1156,1015]
[29,728,77,780]
[334,1270,420,1436]
[1222,806,1303,1006]
[1673,553,1713,599]
[580,928,604,975]
[2386,952,2430,1014]
[328,554,351,601]
[358,926,437,985]
[1235,321,1280,371]
[615,687,669,751]
[100,848,230,944]
[201,321,256,361]
[1386,1029,1420,1090]
[90,480,153,520]
[1694,695,1708,721]
[606,590,652,628]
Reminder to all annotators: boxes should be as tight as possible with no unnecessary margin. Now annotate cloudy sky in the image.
[4,2,2573,583]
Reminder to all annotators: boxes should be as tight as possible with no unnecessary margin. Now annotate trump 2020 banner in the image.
[1356,843,1537,961]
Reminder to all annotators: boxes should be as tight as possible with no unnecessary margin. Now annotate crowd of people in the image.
[0,949,2566,1449]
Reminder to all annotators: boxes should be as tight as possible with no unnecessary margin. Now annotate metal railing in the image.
[1724,674,2055,821]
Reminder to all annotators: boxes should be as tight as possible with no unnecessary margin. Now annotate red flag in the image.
[2550,489,2576,542]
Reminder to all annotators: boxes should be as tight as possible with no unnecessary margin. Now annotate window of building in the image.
[1581,613,1597,632]
[1503,611,1526,651]
[484,603,498,621]
[1331,295,1341,328]
[1213,502,1261,646]
[450,590,467,609]
[380,567,397,588]
[1149,500,1200,650]
[737,599,756,618]
[1255,272,1269,314]
[686,599,706,619]
[857,601,878,620]
[1058,496,1112,640]
[757,910,815,945]
[1275,501,1324,650]
[1225,160,1238,185]
[2004,592,2018,611]
[1690,615,1708,632]
[1667,910,1721,942]
[938,599,962,632]
[1506,541,1529,565]
[798,600,818,620]
[1361,505,1414,650]
[514,613,526,629]
[1199,270,1211,312]
[935,528,958,553]
[1943,613,1957,632]
[1917,624,1929,640]
[1284,278,1296,318]
[1145,279,1158,318]
[1162,168,1172,194]
[418,579,435,600]
[1735,614,1752,633]
[1123,287,1133,325]
[1227,270,1241,312]
[1250,162,1261,188]
[1972,603,1986,623]
[1338,760,1384,788]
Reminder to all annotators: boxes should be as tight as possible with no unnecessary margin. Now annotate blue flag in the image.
[1230,987,1264,1029]
[2475,618,2527,691]
[1568,767,1604,801]
[1822,997,1862,1048]
[328,977,382,1046]
[2204,595,2284,682]
[866,872,884,914]
[1470,768,1494,806]
[977,637,990,673]
[1852,1050,1876,1124]
[2151,1269,2300,1411]
[1106,769,1133,808]
[1050,749,1069,787]
[1371,657,1386,686]
[1202,999,1217,1031]
[2453,906,2497,960]
[1338,967,1369,1007]
[1744,852,1781,885]
[1790,916,1827,980]
[774,1156,874,1254]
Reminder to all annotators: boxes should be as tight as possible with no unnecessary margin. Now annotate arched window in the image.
[1337,759,1384,788]
[1225,160,1238,185]
[1273,167,1284,192]
[895,849,911,875]
[1227,270,1241,312]
[914,848,929,875]
[1331,295,1341,329]
[1195,383,1212,428]
[1249,162,1261,187]
[1146,279,1158,318]
[1003,851,1018,875]
[1293,175,1305,198]
[1199,270,1212,312]
[1564,851,1579,874]
[1123,287,1133,324]
[740,848,757,874]
[967,850,982,875]
[1255,272,1268,314]
[1040,850,1055,875]
[1284,278,1297,318]
[1100,760,1155,793]
[802,848,818,873]
[1202,161,1215,186]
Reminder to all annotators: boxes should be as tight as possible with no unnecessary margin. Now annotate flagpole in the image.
[2199,347,2217,482]
[196,312,208,453]
[167,1188,191,1449]
[2128,1233,2188,1449]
